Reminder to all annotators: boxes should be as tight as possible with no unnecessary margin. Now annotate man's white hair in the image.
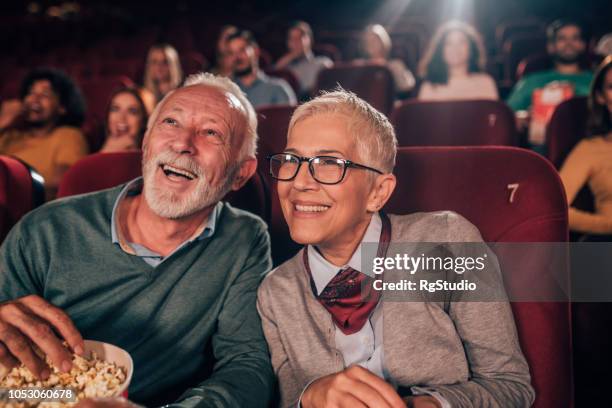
[145,72,257,160]
[288,88,397,173]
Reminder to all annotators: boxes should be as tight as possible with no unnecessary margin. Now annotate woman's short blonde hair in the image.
[288,89,397,173]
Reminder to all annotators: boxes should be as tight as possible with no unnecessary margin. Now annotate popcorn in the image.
[0,345,127,408]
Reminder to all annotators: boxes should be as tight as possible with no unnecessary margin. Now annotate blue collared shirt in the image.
[234,72,296,108]
[110,177,222,267]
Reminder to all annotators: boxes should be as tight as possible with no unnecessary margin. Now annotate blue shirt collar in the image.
[110,177,222,265]
[307,212,382,295]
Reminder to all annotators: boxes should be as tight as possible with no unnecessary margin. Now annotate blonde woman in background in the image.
[361,24,416,96]
[418,21,498,101]
[141,43,183,112]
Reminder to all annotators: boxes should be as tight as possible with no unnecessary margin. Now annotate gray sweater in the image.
[0,185,274,407]
[257,211,535,407]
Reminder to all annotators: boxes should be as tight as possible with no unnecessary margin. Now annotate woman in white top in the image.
[361,24,416,96]
[418,21,498,101]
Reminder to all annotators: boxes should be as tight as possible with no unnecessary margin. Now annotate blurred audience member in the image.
[227,29,296,108]
[560,56,612,236]
[418,21,498,101]
[0,68,88,199]
[507,20,593,149]
[142,44,184,111]
[507,20,592,112]
[99,87,148,153]
[595,33,612,57]
[361,24,415,97]
[211,25,239,77]
[275,21,333,98]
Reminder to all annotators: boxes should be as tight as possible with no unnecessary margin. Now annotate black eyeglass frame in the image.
[266,153,384,185]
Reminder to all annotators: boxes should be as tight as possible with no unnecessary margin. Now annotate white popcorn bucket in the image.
[83,340,134,397]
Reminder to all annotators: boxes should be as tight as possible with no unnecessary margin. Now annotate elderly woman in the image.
[257,90,534,408]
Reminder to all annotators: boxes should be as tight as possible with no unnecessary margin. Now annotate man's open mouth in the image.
[160,164,197,180]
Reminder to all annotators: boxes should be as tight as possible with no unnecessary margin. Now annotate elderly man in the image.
[257,90,535,408]
[227,29,296,108]
[0,68,88,198]
[274,21,333,99]
[0,73,273,407]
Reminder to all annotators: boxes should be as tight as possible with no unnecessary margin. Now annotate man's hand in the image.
[301,365,406,408]
[75,397,141,408]
[0,295,84,379]
[404,395,442,408]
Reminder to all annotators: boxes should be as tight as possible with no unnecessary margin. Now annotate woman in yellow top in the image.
[0,68,88,200]
[560,56,612,236]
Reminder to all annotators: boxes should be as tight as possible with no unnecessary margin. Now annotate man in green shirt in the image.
[0,73,273,407]
[507,19,593,112]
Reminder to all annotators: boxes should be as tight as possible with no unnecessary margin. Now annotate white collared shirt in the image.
[303,212,451,408]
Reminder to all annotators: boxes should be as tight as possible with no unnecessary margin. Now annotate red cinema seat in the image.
[391,100,518,146]
[502,33,547,82]
[315,63,395,115]
[57,152,143,198]
[385,146,570,408]
[495,19,545,50]
[57,152,268,221]
[255,105,295,178]
[545,97,593,216]
[546,96,589,168]
[180,51,208,76]
[79,76,134,122]
[0,156,45,242]
[516,53,554,80]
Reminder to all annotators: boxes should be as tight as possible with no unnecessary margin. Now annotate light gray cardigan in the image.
[257,211,535,407]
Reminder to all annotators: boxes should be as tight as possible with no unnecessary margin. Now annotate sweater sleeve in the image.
[421,213,536,407]
[168,222,275,408]
[257,277,302,408]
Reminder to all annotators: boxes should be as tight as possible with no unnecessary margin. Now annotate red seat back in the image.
[385,146,571,408]
[516,53,554,80]
[315,63,395,115]
[503,34,547,82]
[0,156,45,242]
[391,100,518,146]
[546,96,589,168]
[255,105,295,178]
[57,152,267,220]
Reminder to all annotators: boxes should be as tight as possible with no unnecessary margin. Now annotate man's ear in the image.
[595,90,606,105]
[58,105,66,116]
[366,173,396,213]
[547,42,556,55]
[231,157,257,191]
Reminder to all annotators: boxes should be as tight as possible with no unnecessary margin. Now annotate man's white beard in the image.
[142,149,237,219]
